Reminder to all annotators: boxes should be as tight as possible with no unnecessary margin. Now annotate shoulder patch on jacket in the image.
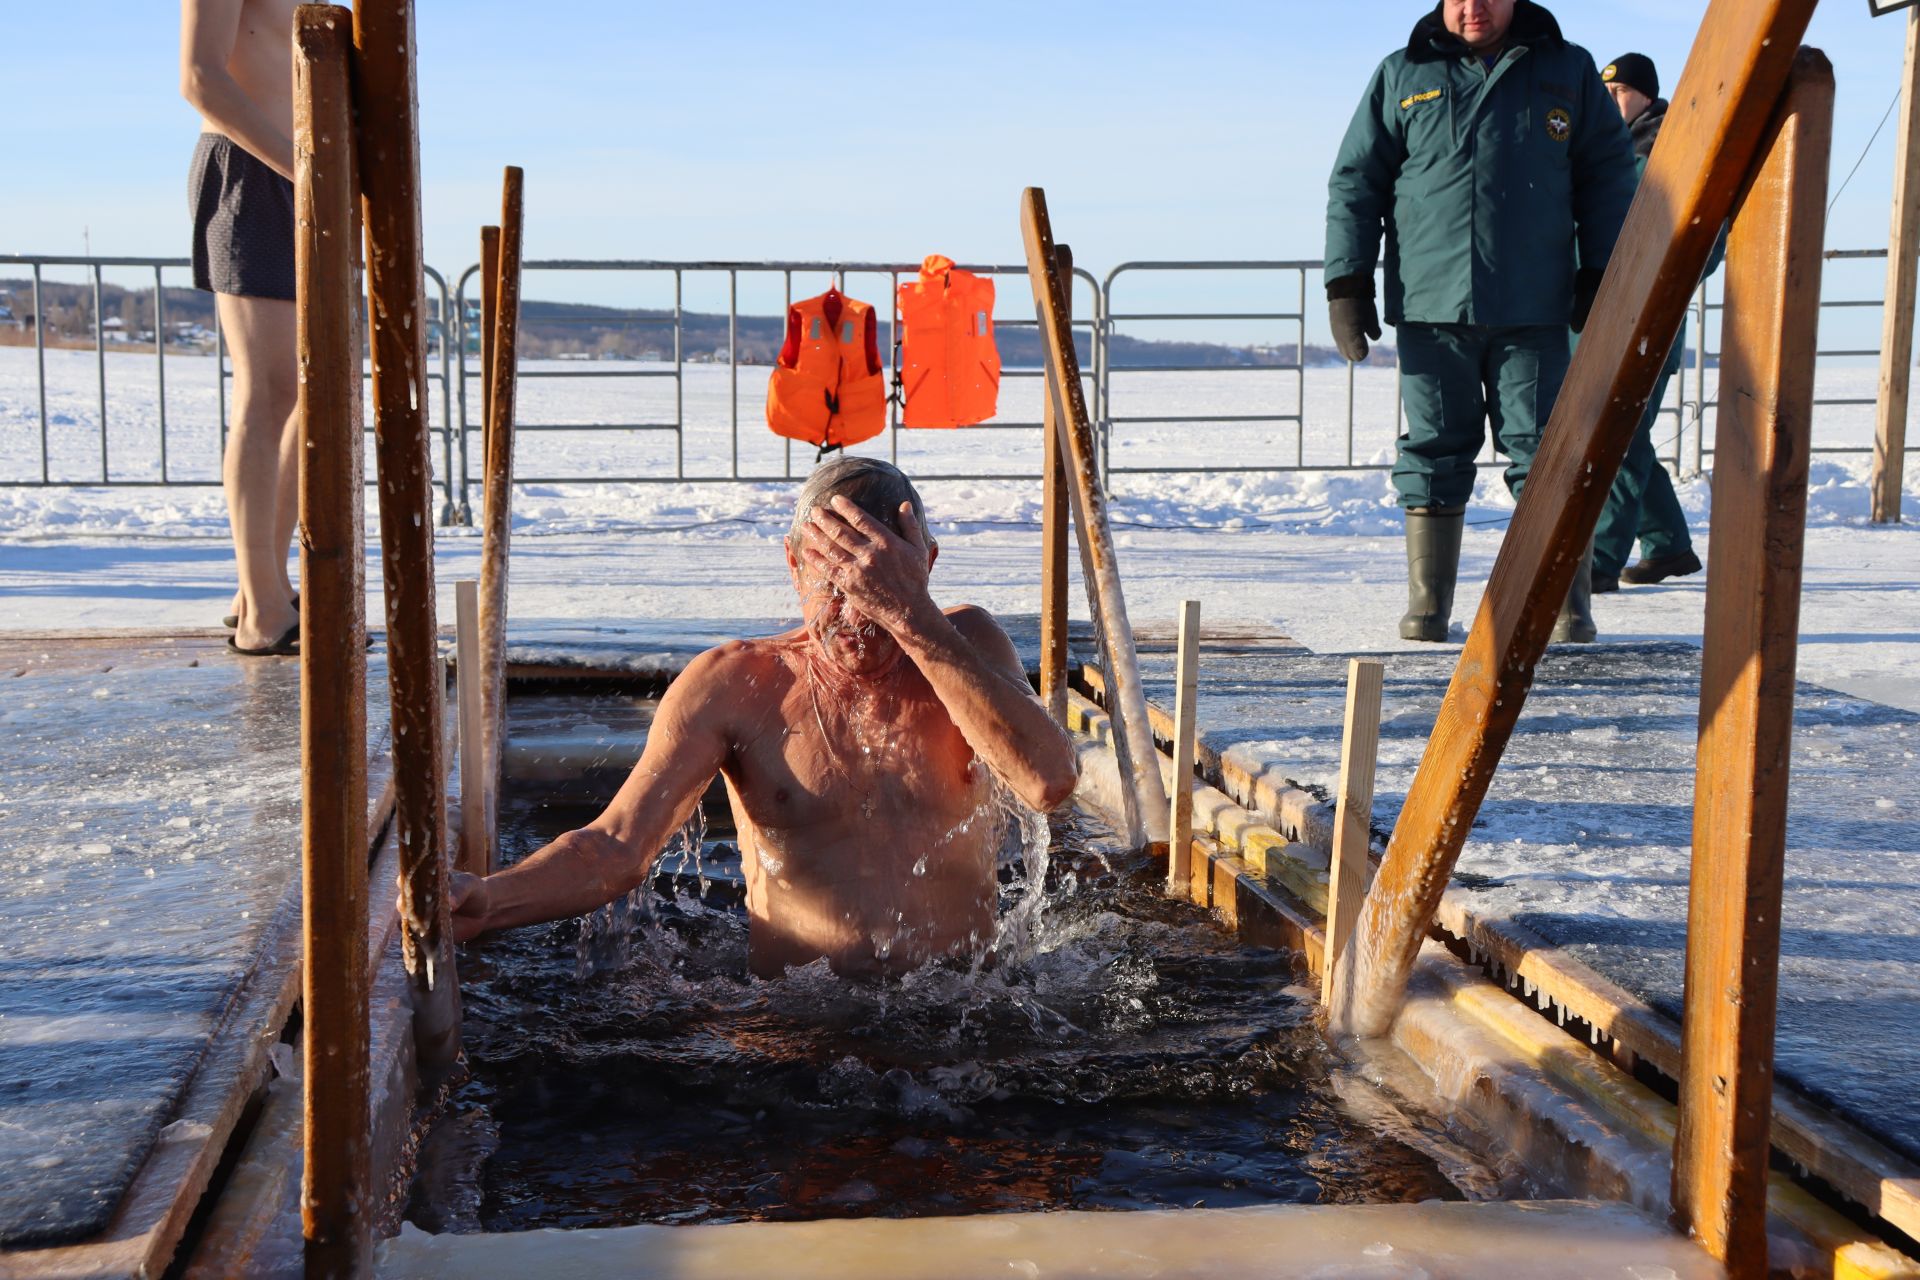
[1545,108,1573,142]
[1400,87,1444,110]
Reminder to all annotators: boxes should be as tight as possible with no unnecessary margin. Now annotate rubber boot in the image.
[1550,542,1598,645]
[1398,507,1465,642]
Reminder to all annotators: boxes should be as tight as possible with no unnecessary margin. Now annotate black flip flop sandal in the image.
[227,621,301,657]
[223,594,297,630]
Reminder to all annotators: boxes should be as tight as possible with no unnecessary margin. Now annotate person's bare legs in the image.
[217,291,300,650]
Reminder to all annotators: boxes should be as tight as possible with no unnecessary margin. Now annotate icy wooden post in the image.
[352,0,460,1085]
[293,8,371,1275]
[1330,0,1823,1041]
[1872,8,1919,526]
[1671,50,1833,1280]
[455,579,487,876]
[1020,186,1170,849]
[478,170,524,873]
[479,224,500,462]
[1166,600,1201,894]
[1040,243,1073,726]
[1322,659,1384,1005]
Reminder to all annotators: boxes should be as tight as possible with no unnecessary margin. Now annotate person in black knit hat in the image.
[1589,51,1712,594]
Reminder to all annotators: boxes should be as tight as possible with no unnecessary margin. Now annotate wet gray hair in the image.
[787,456,930,547]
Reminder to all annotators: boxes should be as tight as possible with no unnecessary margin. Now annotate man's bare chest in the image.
[725,688,984,832]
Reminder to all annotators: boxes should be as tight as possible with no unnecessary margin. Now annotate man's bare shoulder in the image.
[668,634,801,701]
[942,605,1027,677]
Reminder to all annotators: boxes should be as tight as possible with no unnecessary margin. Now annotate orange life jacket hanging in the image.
[766,287,886,453]
[897,255,1000,429]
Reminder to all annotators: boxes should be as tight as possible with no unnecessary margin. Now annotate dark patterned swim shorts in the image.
[188,133,296,300]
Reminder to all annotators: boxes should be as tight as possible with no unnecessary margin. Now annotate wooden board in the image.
[1019,187,1169,847]
[1873,9,1920,525]
[353,0,460,1082]
[1671,50,1833,1277]
[293,9,373,1274]
[1039,245,1072,725]
[1322,659,1383,1006]
[1166,601,1201,893]
[478,171,525,880]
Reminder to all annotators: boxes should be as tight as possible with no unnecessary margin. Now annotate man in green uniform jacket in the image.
[1590,52,1708,594]
[1325,0,1638,643]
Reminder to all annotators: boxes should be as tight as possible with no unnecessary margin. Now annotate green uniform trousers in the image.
[1392,323,1569,510]
[1590,329,1697,578]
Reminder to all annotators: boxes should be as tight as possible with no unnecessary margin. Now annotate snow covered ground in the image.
[1,345,1916,712]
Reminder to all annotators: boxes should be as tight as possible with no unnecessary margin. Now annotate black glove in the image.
[1326,275,1381,364]
[1570,267,1605,334]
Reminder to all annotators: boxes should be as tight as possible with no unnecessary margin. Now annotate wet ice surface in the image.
[1134,639,1920,1164]
[379,1198,1724,1279]
[0,653,384,1246]
[411,745,1496,1234]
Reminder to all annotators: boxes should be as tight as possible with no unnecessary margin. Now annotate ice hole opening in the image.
[404,679,1510,1235]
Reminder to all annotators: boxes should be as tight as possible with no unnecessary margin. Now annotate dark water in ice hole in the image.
[407,742,1498,1234]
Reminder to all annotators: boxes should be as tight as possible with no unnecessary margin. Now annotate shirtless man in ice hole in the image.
[449,459,1080,979]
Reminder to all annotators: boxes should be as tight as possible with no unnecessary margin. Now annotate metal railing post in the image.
[673,269,684,479]
[93,264,107,482]
[32,265,47,482]
[729,268,739,479]
[154,266,168,483]
[1695,282,1710,477]
[1296,269,1306,467]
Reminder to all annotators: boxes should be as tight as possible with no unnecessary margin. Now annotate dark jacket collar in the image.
[1628,98,1668,160]
[1406,0,1564,63]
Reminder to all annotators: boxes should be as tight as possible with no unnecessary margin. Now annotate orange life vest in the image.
[765,288,886,452]
[898,255,1000,429]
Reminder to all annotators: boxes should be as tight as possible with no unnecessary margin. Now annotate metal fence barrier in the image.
[445,259,1103,521]
[1099,260,1405,478]
[0,249,1899,524]
[1676,247,1891,475]
[0,253,461,518]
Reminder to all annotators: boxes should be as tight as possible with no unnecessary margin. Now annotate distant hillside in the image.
[0,276,1395,368]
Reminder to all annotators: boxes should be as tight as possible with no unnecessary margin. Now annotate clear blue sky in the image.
[1,1,1909,312]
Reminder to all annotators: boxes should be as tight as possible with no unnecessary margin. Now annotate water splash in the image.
[573,806,707,980]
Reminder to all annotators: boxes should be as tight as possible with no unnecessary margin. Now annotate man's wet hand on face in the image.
[800,496,938,641]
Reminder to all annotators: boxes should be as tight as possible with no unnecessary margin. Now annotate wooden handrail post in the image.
[455,580,487,876]
[479,224,500,466]
[1322,658,1384,1006]
[1039,243,1073,726]
[1329,0,1822,1040]
[477,171,524,875]
[352,0,460,1086]
[1671,49,1834,1279]
[293,7,370,1275]
[1167,600,1201,894]
[1020,187,1171,849]
[1872,8,1919,526]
